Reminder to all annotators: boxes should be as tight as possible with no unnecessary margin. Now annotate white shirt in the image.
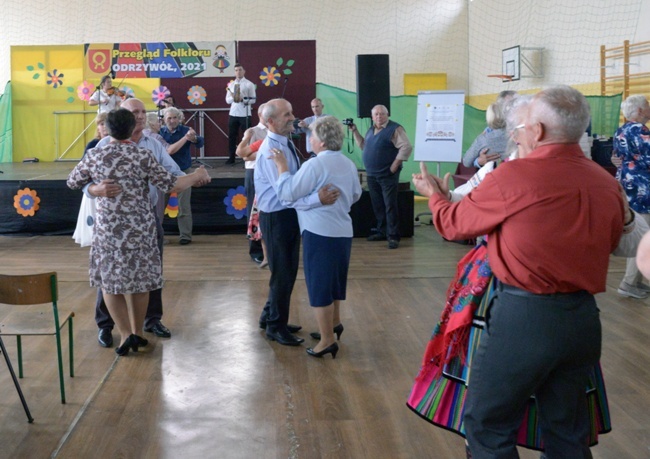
[89,89,120,114]
[225,77,256,117]
[245,123,267,170]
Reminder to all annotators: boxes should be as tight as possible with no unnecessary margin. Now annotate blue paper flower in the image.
[224,186,247,219]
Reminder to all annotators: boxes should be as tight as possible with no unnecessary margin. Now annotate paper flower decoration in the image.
[165,192,179,218]
[223,186,247,219]
[47,69,64,89]
[152,86,171,104]
[259,66,281,87]
[77,81,95,101]
[187,85,207,106]
[14,188,41,217]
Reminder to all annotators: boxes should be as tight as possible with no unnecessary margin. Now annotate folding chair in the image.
[0,272,74,404]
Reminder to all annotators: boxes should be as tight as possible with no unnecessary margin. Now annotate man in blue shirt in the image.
[296,98,326,157]
[254,98,339,346]
[160,107,205,245]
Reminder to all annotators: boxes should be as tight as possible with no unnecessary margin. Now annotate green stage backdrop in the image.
[0,82,11,163]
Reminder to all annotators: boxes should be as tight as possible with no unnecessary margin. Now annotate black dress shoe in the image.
[98,328,113,348]
[179,239,192,245]
[310,323,344,341]
[133,335,149,348]
[225,158,235,165]
[115,335,136,356]
[266,328,304,346]
[306,342,339,359]
[144,322,171,338]
[259,321,302,334]
[253,255,264,264]
[367,233,387,242]
[287,324,302,333]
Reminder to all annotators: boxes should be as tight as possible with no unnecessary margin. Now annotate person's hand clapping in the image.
[192,166,211,187]
[185,128,197,143]
[412,162,449,199]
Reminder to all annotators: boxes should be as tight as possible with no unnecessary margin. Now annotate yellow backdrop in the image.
[11,45,161,162]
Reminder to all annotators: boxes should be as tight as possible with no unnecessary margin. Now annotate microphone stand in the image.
[280,77,289,99]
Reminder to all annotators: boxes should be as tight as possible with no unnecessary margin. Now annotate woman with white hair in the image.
[461,102,510,168]
[614,94,650,299]
[270,116,361,359]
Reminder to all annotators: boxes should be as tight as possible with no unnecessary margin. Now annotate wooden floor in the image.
[0,212,649,459]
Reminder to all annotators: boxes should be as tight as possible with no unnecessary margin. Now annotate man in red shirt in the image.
[413,85,625,458]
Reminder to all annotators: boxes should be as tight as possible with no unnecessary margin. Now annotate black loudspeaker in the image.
[356,54,390,118]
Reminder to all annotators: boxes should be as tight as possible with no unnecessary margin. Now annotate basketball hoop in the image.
[487,74,514,82]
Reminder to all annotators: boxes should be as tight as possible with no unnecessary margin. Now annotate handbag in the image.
[72,194,96,247]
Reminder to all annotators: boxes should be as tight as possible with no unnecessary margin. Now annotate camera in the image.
[342,118,354,126]
[292,118,302,129]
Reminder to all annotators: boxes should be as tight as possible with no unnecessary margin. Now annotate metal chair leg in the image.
[0,336,34,423]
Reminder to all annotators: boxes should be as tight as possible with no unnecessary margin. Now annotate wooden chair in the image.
[0,272,74,404]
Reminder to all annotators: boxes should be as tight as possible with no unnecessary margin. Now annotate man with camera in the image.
[350,105,412,249]
[296,98,327,157]
[226,63,256,165]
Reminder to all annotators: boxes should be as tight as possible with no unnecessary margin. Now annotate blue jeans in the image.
[367,172,400,240]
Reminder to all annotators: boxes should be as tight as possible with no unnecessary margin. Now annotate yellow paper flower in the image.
[259,66,281,87]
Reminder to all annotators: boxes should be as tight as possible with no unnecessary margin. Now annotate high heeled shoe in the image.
[306,342,339,359]
[310,323,344,341]
[133,335,148,349]
[115,335,134,356]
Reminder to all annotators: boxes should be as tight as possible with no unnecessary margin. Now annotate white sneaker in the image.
[618,281,649,299]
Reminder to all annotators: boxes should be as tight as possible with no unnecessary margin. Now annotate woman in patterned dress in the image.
[67,109,210,356]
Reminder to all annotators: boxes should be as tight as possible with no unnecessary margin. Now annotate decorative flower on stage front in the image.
[165,192,179,218]
[77,81,95,101]
[47,69,64,89]
[259,66,281,87]
[14,188,41,217]
[152,86,171,105]
[224,186,247,219]
[187,85,207,106]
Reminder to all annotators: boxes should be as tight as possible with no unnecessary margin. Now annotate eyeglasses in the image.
[511,124,525,135]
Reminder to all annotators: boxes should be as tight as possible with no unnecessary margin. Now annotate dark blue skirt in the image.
[302,230,352,307]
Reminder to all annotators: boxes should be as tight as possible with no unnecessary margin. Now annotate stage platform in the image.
[0,160,414,237]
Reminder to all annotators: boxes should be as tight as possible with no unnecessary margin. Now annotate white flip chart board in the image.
[414,90,465,163]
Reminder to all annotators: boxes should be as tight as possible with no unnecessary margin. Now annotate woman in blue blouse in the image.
[614,94,650,299]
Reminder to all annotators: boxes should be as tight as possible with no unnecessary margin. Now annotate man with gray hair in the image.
[254,98,339,346]
[613,94,650,299]
[160,106,204,245]
[413,85,625,458]
[350,104,412,249]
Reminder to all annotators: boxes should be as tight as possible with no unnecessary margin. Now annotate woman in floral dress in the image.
[67,109,209,355]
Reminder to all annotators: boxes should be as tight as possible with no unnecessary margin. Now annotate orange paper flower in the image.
[14,188,41,217]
